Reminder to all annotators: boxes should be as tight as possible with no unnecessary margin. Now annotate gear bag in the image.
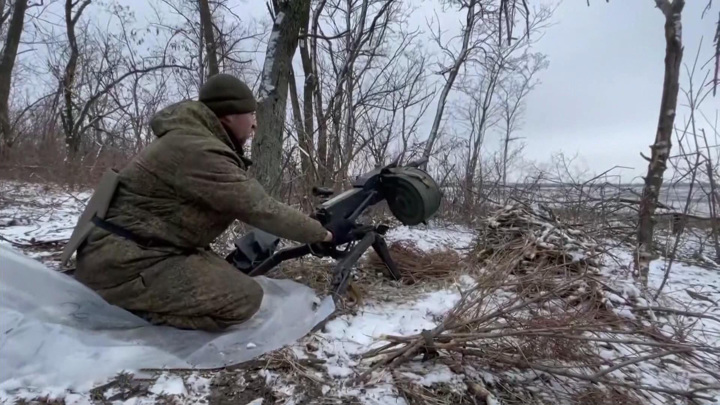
[60,170,120,266]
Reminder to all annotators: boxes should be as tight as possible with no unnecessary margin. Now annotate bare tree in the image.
[151,0,263,98]
[283,0,421,208]
[107,69,171,153]
[310,0,398,188]
[702,0,719,95]
[273,0,406,198]
[497,52,547,193]
[421,0,535,164]
[452,6,551,217]
[54,1,191,159]
[362,47,434,167]
[198,0,219,77]
[60,0,91,156]
[251,0,312,196]
[457,57,503,216]
[636,0,685,284]
[0,0,29,155]
[422,0,483,165]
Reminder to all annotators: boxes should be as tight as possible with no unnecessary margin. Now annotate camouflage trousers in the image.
[91,249,264,331]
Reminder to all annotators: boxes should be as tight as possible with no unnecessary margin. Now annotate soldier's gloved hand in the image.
[324,218,355,245]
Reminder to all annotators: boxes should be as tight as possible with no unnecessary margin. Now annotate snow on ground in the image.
[579,245,720,404]
[256,286,468,404]
[0,181,90,268]
[2,372,213,405]
[601,247,720,341]
[305,289,462,398]
[1,181,719,404]
[0,182,91,243]
[386,223,475,251]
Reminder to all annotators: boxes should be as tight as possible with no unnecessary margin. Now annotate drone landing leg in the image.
[371,235,401,281]
[331,232,376,298]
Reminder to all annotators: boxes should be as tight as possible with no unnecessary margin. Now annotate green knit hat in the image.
[199,73,257,117]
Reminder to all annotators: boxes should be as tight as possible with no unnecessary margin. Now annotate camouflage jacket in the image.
[75,100,328,290]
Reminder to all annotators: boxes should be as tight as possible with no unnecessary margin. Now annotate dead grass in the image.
[88,371,153,403]
[572,386,645,405]
[392,374,475,405]
[364,240,465,285]
[266,256,336,293]
[14,397,67,405]
[208,369,277,405]
[262,239,467,306]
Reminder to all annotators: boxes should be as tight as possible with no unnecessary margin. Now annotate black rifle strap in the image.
[91,215,198,252]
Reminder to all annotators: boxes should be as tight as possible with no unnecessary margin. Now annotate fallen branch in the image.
[0,234,68,248]
[590,347,692,379]
[633,306,720,324]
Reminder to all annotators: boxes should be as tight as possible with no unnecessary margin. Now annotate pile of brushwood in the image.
[362,204,720,405]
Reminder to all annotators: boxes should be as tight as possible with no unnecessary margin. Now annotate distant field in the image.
[471,183,716,217]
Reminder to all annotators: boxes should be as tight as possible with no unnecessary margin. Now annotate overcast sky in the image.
[510,0,718,183]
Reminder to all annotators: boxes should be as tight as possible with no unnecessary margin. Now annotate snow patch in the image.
[63,393,93,405]
[401,364,461,386]
[385,224,474,251]
[150,374,187,396]
[185,374,211,397]
[0,182,90,256]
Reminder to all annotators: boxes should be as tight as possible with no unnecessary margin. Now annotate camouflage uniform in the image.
[74,100,329,331]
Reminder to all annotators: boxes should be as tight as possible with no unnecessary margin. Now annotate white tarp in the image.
[0,244,334,393]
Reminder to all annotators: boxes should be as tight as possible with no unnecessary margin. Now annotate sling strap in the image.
[91,216,204,253]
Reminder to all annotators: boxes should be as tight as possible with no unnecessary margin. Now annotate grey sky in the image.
[514,0,719,182]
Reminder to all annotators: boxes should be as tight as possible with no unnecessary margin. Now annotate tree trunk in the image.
[464,160,476,216]
[464,110,488,218]
[251,0,311,197]
[329,89,344,190]
[1,0,9,32]
[198,0,219,77]
[299,26,316,191]
[502,125,511,191]
[0,0,29,156]
[315,87,329,185]
[421,0,477,164]
[705,160,720,262]
[636,0,685,284]
[287,66,313,210]
[61,0,91,158]
[288,67,309,175]
[340,0,355,188]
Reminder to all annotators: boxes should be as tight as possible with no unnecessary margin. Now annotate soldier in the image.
[70,73,353,331]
